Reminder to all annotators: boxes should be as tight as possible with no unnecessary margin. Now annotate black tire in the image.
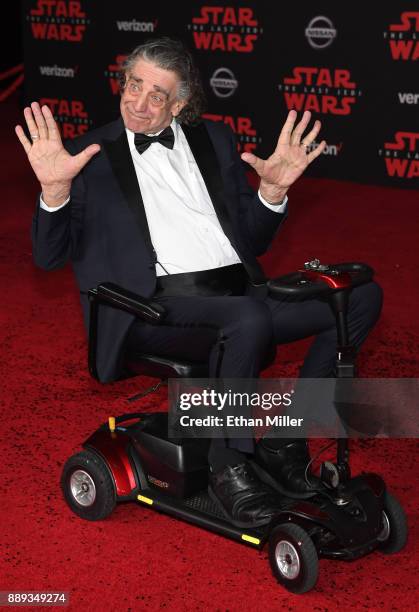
[268,523,318,594]
[377,491,408,554]
[61,450,116,521]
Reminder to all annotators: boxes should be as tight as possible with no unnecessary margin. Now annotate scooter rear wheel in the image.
[377,491,408,554]
[268,523,318,594]
[61,450,116,521]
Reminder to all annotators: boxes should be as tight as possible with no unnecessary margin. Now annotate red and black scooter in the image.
[61,261,407,594]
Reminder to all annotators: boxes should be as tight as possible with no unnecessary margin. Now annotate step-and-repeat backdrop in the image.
[22,1,418,188]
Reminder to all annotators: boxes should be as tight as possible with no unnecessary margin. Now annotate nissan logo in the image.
[305,16,337,49]
[210,67,238,98]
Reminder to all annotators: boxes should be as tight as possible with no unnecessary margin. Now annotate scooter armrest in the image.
[90,282,166,323]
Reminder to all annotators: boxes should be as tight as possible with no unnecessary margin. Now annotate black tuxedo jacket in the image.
[32,118,287,382]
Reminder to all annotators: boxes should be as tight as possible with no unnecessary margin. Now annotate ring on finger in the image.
[31,133,40,140]
[300,142,309,151]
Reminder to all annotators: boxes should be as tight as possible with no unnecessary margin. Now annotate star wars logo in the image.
[383,12,419,61]
[28,0,89,42]
[39,98,92,138]
[202,113,261,153]
[188,6,262,52]
[379,132,419,179]
[279,67,361,115]
[105,55,128,95]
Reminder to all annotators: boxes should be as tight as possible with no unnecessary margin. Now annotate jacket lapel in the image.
[102,123,155,261]
[181,122,236,242]
[182,122,265,284]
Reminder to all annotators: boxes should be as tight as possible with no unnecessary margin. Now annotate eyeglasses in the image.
[123,79,171,109]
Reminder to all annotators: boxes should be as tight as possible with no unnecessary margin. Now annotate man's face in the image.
[120,58,186,134]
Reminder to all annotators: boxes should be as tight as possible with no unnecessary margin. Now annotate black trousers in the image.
[126,281,383,454]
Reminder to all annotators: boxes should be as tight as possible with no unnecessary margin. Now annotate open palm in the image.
[241,110,326,203]
[15,102,100,199]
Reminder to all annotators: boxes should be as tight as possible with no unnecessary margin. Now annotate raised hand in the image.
[241,110,326,204]
[15,101,100,206]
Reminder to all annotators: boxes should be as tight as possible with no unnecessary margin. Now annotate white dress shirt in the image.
[40,119,287,275]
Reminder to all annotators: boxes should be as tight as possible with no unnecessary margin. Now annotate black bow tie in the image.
[134,126,175,154]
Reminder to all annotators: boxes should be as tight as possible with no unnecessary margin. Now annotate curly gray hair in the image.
[119,37,206,125]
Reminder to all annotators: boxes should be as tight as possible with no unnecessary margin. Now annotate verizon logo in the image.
[306,141,343,156]
[39,65,76,78]
[116,19,156,32]
[398,92,419,104]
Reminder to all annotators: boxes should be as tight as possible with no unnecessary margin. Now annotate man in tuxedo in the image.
[16,38,382,527]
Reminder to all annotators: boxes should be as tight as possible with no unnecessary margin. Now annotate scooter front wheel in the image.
[377,491,408,554]
[268,523,318,594]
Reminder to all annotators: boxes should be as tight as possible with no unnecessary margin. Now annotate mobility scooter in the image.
[61,261,408,594]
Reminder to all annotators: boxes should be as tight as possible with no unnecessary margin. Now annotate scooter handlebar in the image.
[268,262,374,298]
[331,262,374,287]
[268,271,330,298]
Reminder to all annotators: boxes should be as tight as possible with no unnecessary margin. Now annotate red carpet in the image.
[1,94,418,610]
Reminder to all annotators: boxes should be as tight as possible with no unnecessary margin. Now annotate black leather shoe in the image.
[254,439,321,496]
[208,462,284,527]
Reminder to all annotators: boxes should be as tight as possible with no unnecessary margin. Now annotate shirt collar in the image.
[126,118,179,152]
